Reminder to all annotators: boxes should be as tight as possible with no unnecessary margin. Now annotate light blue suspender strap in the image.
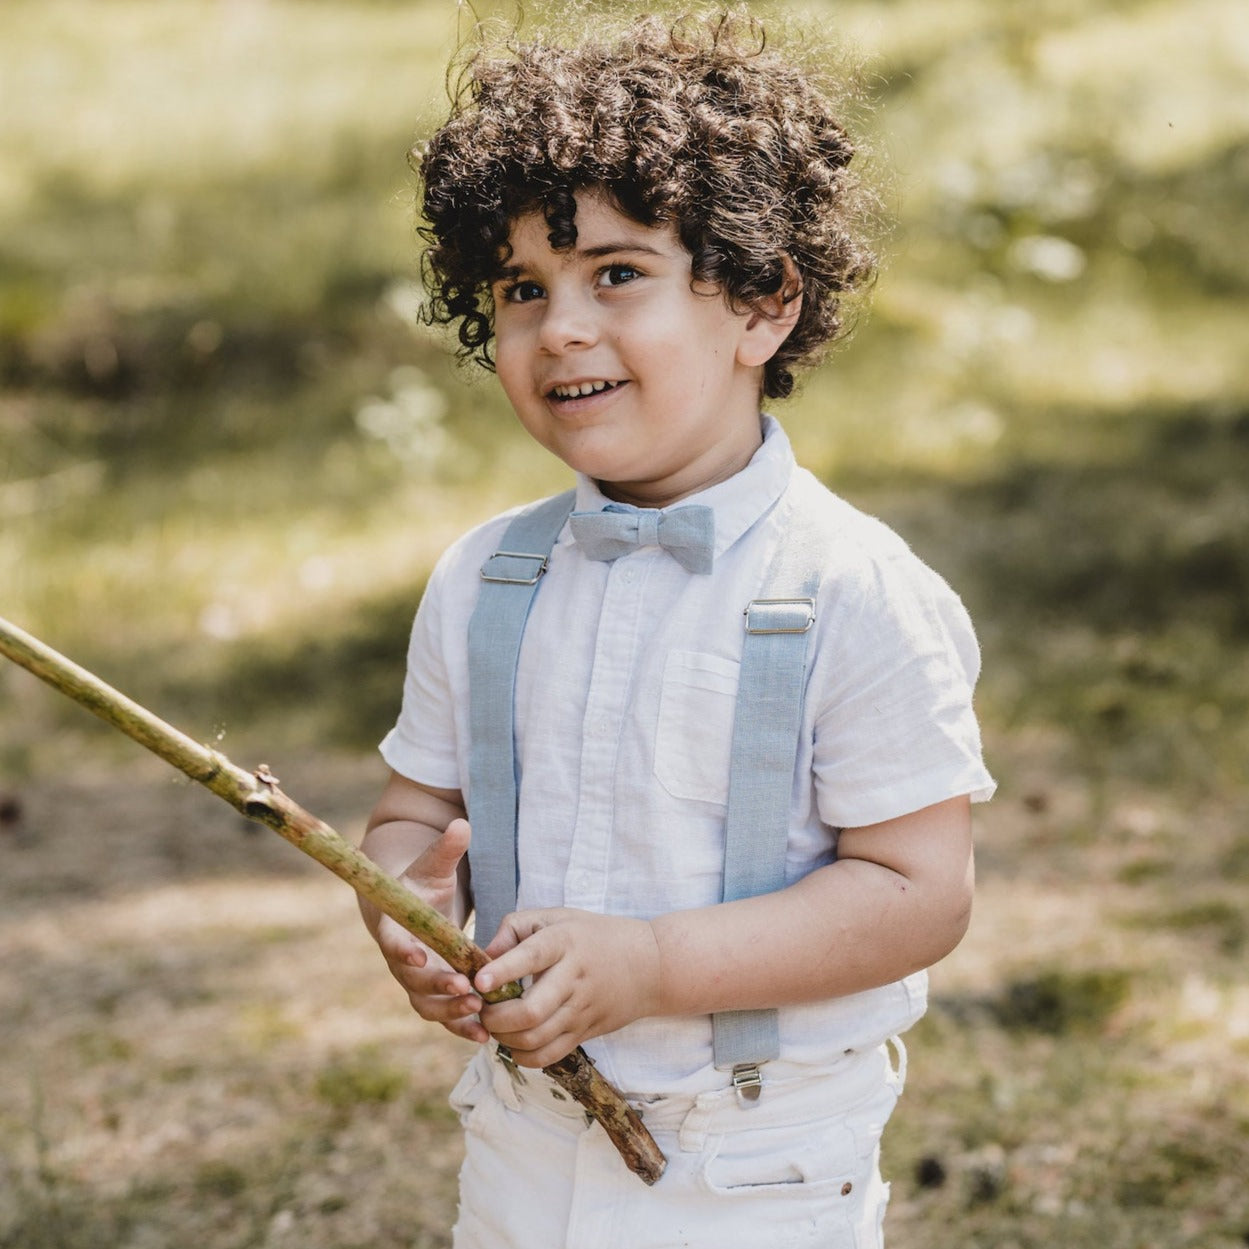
[713,489,822,1091]
[465,476,824,1099]
[466,489,576,945]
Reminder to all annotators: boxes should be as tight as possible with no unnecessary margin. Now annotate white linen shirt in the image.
[381,417,995,1096]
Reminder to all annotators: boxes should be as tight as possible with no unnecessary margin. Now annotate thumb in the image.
[476,911,559,993]
[481,909,546,959]
[405,817,471,884]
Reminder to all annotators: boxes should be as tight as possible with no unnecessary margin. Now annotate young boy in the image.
[359,10,994,1247]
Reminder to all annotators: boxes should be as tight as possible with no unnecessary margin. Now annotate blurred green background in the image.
[3,0,1246,781]
[1,1,1247,1246]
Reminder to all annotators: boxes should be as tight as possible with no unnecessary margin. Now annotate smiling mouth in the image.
[547,379,626,401]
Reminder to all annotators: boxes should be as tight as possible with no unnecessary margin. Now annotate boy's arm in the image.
[649,793,974,1014]
[475,794,974,1068]
[359,770,490,1045]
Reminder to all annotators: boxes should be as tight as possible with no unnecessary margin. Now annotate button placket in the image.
[563,555,648,911]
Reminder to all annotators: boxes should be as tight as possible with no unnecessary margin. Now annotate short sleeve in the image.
[811,548,995,830]
[378,547,464,790]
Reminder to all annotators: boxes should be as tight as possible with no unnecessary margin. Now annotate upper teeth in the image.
[553,380,614,398]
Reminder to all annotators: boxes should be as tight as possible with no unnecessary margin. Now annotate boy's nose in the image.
[537,293,599,354]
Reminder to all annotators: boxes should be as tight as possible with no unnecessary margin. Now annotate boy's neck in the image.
[593,421,765,510]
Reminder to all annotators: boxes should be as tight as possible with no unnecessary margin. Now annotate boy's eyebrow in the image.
[577,240,667,259]
[492,239,667,280]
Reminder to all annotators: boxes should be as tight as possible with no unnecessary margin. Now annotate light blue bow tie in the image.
[569,504,716,574]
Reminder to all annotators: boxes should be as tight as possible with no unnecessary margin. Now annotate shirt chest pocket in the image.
[653,650,740,806]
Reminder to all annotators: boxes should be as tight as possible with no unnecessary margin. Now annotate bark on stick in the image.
[0,614,666,1185]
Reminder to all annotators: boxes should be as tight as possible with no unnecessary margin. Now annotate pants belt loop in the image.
[676,1092,719,1153]
[886,1035,908,1091]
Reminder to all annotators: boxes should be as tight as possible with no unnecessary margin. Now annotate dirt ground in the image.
[1,737,1247,1248]
[0,750,463,1247]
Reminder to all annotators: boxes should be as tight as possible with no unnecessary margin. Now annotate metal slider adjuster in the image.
[480,551,549,585]
[731,1062,764,1105]
[743,597,816,635]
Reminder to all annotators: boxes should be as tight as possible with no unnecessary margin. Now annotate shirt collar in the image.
[571,415,794,559]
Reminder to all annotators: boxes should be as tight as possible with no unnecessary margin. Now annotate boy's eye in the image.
[599,263,640,288]
[502,279,545,303]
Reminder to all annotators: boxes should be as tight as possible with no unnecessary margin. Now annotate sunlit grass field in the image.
[2,1,1247,1246]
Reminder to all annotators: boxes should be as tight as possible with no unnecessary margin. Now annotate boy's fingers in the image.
[482,907,555,955]
[479,968,567,1036]
[490,1025,578,1069]
[443,1016,491,1045]
[405,979,490,1043]
[474,947,537,996]
[490,929,570,992]
[425,1006,489,1045]
[375,916,428,966]
[406,817,472,883]
[478,909,562,979]
[408,989,484,1023]
[392,960,474,1000]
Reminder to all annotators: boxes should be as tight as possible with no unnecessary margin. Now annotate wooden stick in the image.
[0,614,666,1185]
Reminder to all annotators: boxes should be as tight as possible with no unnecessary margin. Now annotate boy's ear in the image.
[737,255,804,369]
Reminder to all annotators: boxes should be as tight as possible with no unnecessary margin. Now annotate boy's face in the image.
[491,190,785,508]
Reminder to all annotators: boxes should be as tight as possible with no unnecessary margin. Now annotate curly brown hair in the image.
[416,7,878,400]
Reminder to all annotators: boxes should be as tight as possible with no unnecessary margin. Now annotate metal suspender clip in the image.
[743,597,816,635]
[480,551,549,585]
[731,1063,764,1105]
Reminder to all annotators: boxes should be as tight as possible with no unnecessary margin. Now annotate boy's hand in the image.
[374,818,489,1045]
[473,909,662,1068]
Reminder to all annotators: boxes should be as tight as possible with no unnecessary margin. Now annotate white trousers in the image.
[449,1041,906,1249]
